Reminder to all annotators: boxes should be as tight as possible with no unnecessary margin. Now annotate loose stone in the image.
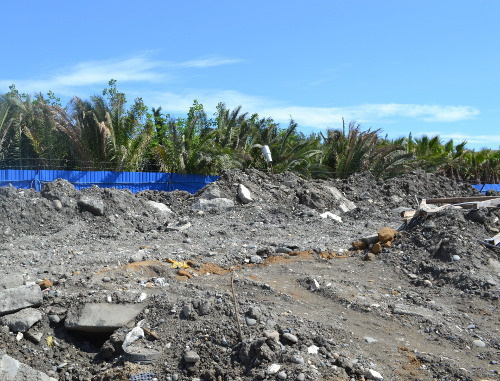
[472,339,486,347]
[184,350,200,363]
[282,332,298,344]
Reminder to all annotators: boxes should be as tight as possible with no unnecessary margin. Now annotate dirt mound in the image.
[0,169,498,381]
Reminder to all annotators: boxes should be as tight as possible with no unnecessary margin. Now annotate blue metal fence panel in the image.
[169,173,220,193]
[0,169,38,190]
[472,184,500,194]
[0,169,218,194]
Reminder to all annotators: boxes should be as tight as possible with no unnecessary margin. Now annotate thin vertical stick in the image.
[231,272,244,342]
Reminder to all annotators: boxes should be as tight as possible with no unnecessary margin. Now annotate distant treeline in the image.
[0,80,498,182]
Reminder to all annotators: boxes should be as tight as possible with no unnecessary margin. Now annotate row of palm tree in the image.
[0,81,498,182]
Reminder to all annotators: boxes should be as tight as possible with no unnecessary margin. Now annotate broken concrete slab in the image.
[0,273,25,290]
[0,284,43,316]
[0,351,57,381]
[65,303,144,332]
[77,196,104,216]
[192,198,234,212]
[392,304,436,320]
[146,200,173,215]
[0,308,42,332]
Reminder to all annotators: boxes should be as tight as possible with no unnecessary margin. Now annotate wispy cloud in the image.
[415,131,500,148]
[260,103,480,127]
[142,89,265,114]
[0,55,242,95]
[176,57,243,68]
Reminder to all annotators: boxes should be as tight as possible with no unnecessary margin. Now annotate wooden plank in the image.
[426,196,500,205]
[471,198,500,209]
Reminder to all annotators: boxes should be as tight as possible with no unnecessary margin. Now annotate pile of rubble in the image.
[0,169,498,380]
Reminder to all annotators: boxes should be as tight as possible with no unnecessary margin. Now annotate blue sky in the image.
[2,0,499,149]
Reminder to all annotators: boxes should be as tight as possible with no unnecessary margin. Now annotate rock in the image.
[452,255,461,261]
[245,317,257,326]
[364,252,376,261]
[192,198,234,212]
[200,185,222,200]
[290,354,304,364]
[24,330,43,344]
[423,279,433,287]
[352,240,367,250]
[310,279,320,291]
[248,306,262,319]
[0,284,43,316]
[237,184,253,204]
[0,274,25,290]
[277,371,287,380]
[0,352,57,381]
[371,242,382,254]
[326,187,357,212]
[266,363,281,374]
[124,346,162,364]
[65,303,144,332]
[264,330,280,342]
[276,247,292,254]
[0,308,42,332]
[52,199,63,210]
[307,345,319,354]
[392,304,435,320]
[38,279,53,290]
[250,255,263,264]
[184,350,200,363]
[146,200,173,214]
[78,196,104,216]
[281,332,298,344]
[319,212,342,222]
[365,368,384,380]
[364,336,377,344]
[182,305,193,318]
[472,339,486,347]
[296,373,305,381]
[166,220,191,231]
[377,227,397,244]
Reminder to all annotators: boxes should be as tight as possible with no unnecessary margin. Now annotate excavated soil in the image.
[0,169,498,381]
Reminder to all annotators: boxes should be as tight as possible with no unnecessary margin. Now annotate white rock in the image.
[237,184,253,204]
[307,345,319,354]
[365,368,384,380]
[146,201,173,214]
[266,363,281,374]
[310,279,320,291]
[319,212,342,222]
[472,339,486,347]
[135,293,147,303]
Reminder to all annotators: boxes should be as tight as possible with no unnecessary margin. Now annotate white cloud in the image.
[176,57,243,68]
[0,55,242,95]
[142,89,266,115]
[415,131,500,148]
[260,103,480,128]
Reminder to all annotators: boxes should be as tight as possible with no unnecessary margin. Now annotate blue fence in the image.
[0,169,219,194]
[472,184,500,194]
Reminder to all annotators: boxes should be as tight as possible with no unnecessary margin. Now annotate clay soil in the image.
[0,169,498,381]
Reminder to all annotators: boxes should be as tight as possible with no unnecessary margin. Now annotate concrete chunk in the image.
[0,284,43,316]
[78,196,104,216]
[0,308,42,332]
[192,198,234,212]
[237,184,253,204]
[0,352,57,380]
[65,303,144,332]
